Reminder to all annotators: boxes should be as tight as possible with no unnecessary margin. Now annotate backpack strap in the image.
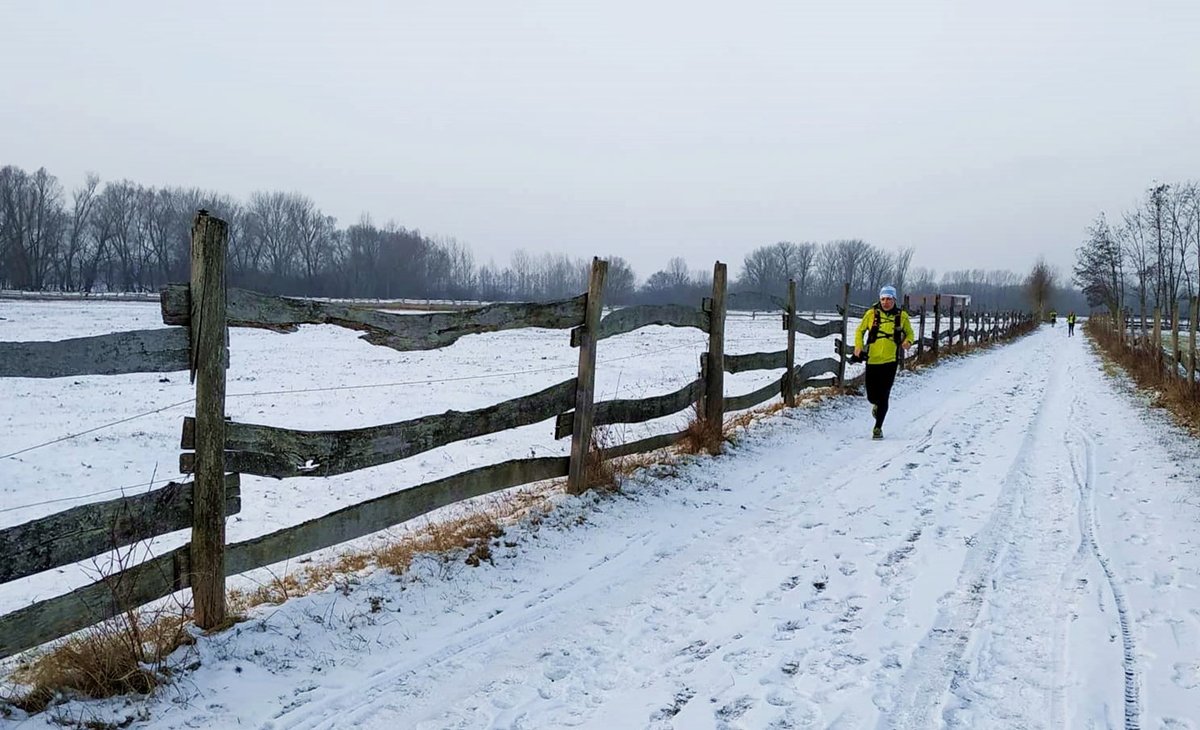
[866,304,883,344]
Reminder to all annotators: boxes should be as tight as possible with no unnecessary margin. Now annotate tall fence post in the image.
[189,210,229,630]
[567,257,608,495]
[1189,297,1198,386]
[783,279,796,407]
[917,297,927,363]
[1172,306,1181,377]
[704,262,727,438]
[932,294,942,360]
[948,297,956,353]
[1153,307,1162,373]
[837,282,850,386]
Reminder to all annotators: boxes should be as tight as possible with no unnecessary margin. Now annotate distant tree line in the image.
[1075,181,1200,321]
[1,164,1052,310]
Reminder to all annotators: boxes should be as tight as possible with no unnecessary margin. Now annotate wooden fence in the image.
[835,293,1034,371]
[0,211,1032,660]
[1101,299,1200,384]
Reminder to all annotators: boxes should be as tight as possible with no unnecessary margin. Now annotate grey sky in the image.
[2,0,1198,284]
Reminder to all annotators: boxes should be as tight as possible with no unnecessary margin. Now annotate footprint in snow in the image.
[1172,662,1200,689]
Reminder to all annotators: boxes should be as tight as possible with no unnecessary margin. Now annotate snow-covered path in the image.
[12,326,1200,730]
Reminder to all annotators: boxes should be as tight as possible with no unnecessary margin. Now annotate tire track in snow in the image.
[1066,392,1142,730]
[879,346,1059,730]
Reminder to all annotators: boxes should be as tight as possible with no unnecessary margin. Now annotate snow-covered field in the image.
[0,302,860,617]
[7,307,1193,729]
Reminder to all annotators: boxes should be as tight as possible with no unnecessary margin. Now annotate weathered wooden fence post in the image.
[952,298,960,352]
[901,294,911,368]
[783,279,796,407]
[703,262,727,446]
[1172,306,1181,377]
[917,297,927,363]
[189,210,229,630]
[1189,297,1198,387]
[567,257,608,495]
[1153,307,1162,373]
[837,282,850,386]
[932,294,942,361]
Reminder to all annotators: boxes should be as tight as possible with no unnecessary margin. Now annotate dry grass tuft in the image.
[583,430,620,492]
[1086,319,1200,433]
[5,606,192,715]
[678,403,722,455]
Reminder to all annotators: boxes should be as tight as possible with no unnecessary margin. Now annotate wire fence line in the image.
[1,341,706,463]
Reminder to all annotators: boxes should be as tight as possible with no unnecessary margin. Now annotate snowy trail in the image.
[11,326,1200,730]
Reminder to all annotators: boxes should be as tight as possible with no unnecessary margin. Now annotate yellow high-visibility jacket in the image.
[854,305,916,365]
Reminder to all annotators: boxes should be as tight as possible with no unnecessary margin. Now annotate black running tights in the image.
[865,361,899,428]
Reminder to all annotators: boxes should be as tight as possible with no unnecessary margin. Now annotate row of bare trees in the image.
[0,166,470,298]
[734,240,1052,311]
[2,163,1057,309]
[1075,181,1200,322]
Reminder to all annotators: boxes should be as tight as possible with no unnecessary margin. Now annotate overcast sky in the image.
[2,0,1198,283]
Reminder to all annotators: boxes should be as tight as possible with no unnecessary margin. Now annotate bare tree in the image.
[605,255,637,304]
[1026,258,1056,320]
[893,246,915,298]
[1074,213,1125,318]
[55,173,100,290]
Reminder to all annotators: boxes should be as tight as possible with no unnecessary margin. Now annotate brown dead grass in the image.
[678,403,723,455]
[1085,319,1200,434]
[6,606,193,715]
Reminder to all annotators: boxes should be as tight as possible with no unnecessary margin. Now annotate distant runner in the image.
[1067,311,1076,337]
[854,285,915,439]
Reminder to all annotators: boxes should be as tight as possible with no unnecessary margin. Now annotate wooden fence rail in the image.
[181,378,577,478]
[0,476,240,585]
[162,284,586,352]
[0,328,191,379]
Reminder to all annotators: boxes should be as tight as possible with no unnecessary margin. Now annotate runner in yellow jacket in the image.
[854,285,915,439]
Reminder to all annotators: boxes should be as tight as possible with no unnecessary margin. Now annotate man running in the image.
[853,285,915,439]
[1067,311,1076,336]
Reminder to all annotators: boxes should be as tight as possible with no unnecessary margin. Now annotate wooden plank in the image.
[596,304,709,339]
[793,317,843,340]
[163,284,586,351]
[0,476,239,586]
[224,457,569,577]
[555,379,705,439]
[795,357,841,382]
[189,210,229,630]
[567,259,607,495]
[0,547,189,661]
[0,327,190,378]
[724,378,781,412]
[724,350,787,374]
[600,431,686,461]
[201,378,577,478]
